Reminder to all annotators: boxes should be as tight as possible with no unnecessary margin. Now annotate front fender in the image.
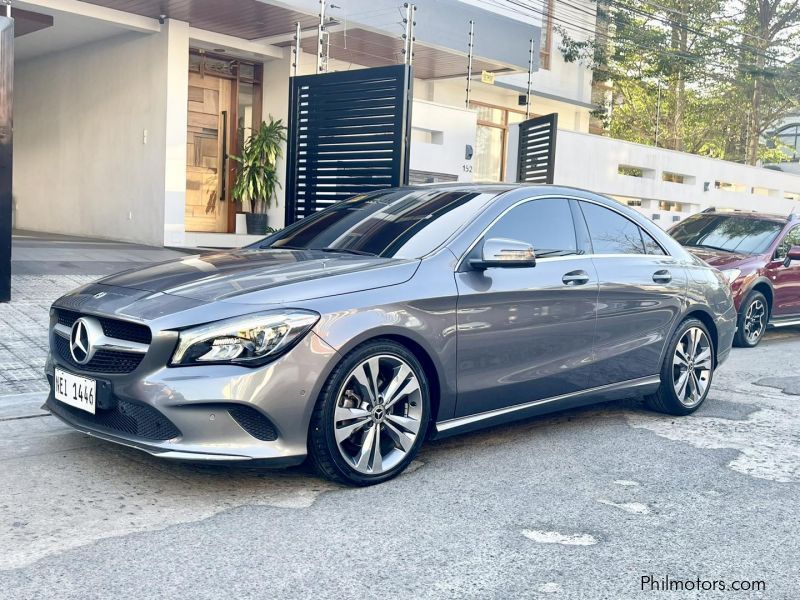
[298,252,460,421]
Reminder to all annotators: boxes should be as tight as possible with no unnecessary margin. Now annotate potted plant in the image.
[230,117,287,235]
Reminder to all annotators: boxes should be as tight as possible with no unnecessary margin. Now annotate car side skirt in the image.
[769,317,800,328]
[432,375,661,439]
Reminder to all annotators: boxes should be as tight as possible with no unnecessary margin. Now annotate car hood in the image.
[97,249,420,304]
[684,247,754,269]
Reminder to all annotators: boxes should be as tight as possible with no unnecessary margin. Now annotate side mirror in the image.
[787,245,800,264]
[469,237,536,270]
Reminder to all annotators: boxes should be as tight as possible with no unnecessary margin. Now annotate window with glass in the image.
[470,101,531,183]
[669,215,784,255]
[776,124,800,157]
[261,189,495,259]
[484,199,578,256]
[579,201,647,255]
[776,226,800,260]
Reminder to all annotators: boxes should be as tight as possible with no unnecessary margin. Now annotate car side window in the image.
[579,201,645,255]
[775,226,800,261]
[641,229,667,255]
[484,198,578,256]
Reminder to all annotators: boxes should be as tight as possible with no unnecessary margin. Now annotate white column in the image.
[160,19,189,247]
[261,54,292,231]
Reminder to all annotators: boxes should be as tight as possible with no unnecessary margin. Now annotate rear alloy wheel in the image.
[734,291,768,348]
[308,340,430,486]
[646,318,714,416]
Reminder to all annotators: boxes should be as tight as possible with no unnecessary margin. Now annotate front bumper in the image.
[45,330,340,465]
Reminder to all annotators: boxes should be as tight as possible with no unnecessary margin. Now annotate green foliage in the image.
[560,0,800,165]
[230,117,287,214]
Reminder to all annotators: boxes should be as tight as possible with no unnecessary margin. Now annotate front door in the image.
[185,70,233,233]
[454,197,599,417]
[770,225,800,317]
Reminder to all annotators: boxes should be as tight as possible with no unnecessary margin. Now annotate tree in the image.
[559,0,800,164]
[737,0,800,164]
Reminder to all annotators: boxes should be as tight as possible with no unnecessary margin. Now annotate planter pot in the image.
[245,213,269,235]
[235,212,248,235]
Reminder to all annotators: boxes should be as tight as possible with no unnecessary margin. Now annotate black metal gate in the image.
[516,113,558,184]
[0,15,13,302]
[284,65,413,225]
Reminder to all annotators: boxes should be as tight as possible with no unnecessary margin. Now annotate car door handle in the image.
[653,269,672,284]
[562,270,590,286]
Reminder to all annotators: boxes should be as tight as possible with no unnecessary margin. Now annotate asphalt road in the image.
[1,327,799,599]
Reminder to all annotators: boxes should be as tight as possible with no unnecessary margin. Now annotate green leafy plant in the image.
[230,117,287,214]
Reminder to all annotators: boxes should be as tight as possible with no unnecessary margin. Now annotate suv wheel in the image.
[734,291,768,348]
[308,340,430,486]
[646,318,714,416]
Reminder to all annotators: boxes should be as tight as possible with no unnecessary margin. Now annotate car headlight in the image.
[170,309,320,367]
[720,268,742,285]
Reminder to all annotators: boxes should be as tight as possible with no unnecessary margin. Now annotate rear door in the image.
[454,197,599,417]
[577,200,687,386]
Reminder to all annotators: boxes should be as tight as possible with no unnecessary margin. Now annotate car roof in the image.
[691,209,792,224]
[406,182,609,198]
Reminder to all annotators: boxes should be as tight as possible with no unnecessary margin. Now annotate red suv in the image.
[669,209,800,348]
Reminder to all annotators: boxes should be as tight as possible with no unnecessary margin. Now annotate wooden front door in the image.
[185,72,232,232]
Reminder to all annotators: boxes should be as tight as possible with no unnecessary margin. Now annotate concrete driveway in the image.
[2,336,799,598]
[1,234,798,598]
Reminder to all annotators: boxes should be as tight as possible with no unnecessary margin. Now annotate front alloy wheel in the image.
[334,354,423,475]
[734,291,768,348]
[309,340,430,485]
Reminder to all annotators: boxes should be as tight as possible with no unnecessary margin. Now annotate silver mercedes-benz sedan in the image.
[46,185,737,485]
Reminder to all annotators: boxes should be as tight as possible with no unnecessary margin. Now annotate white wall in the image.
[161,20,190,247]
[414,76,591,133]
[261,53,292,231]
[13,30,172,246]
[410,100,477,181]
[549,130,800,226]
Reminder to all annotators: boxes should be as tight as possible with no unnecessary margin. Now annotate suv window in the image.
[579,201,645,255]
[484,198,578,256]
[776,226,800,260]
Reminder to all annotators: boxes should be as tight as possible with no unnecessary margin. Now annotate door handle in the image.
[562,270,590,286]
[653,269,672,284]
[220,110,228,202]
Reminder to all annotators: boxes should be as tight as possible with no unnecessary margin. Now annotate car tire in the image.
[308,339,430,486]
[733,290,769,348]
[645,318,715,416]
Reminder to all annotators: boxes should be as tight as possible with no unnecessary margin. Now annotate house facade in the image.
[10,0,596,247]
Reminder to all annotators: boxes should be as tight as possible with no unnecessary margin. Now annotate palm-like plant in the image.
[230,117,287,214]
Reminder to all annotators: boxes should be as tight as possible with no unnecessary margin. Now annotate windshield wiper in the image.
[689,244,734,253]
[317,247,378,257]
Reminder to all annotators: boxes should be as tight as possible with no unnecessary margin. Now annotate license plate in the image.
[54,368,97,415]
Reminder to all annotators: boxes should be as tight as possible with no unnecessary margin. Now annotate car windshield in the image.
[669,214,783,255]
[255,188,495,259]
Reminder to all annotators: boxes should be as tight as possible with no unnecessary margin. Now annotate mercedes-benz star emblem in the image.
[70,318,93,364]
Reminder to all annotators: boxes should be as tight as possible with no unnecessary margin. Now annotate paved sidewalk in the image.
[1,231,192,408]
[12,230,189,275]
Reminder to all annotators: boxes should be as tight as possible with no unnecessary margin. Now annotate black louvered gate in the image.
[284,65,413,224]
[516,113,558,184]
